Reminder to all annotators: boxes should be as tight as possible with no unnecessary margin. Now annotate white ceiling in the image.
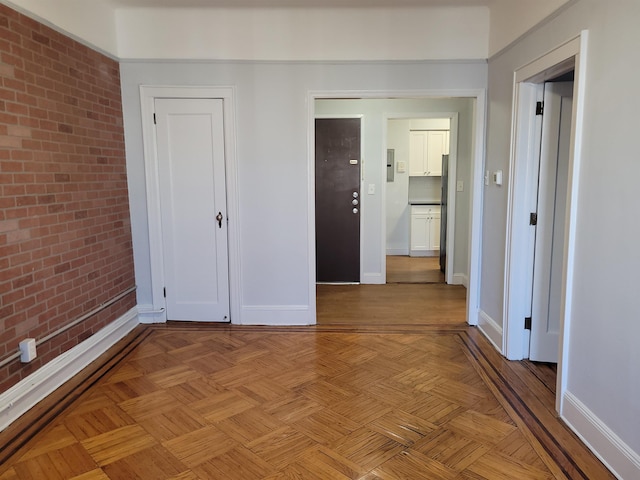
[103,0,491,7]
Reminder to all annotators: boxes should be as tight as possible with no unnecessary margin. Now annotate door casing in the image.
[383,112,459,286]
[503,31,589,413]
[308,90,487,328]
[139,86,241,325]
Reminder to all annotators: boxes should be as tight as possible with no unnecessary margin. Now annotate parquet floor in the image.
[0,322,614,479]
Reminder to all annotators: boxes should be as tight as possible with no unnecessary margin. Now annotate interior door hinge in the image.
[153,113,157,125]
[536,101,544,116]
[529,212,538,226]
[163,287,166,298]
[524,317,532,330]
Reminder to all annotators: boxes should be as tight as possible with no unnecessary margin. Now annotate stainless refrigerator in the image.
[440,155,448,274]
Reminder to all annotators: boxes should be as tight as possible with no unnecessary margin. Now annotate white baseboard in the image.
[137,304,167,324]
[361,273,384,285]
[562,391,640,480]
[451,273,469,288]
[409,250,438,257]
[477,309,503,354]
[240,305,314,326]
[0,307,139,432]
[386,248,409,256]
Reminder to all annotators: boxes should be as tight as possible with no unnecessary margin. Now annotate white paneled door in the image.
[530,82,573,361]
[154,98,230,322]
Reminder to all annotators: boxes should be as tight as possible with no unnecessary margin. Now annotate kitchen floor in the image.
[386,255,444,284]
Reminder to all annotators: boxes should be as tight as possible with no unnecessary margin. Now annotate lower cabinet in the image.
[410,205,441,256]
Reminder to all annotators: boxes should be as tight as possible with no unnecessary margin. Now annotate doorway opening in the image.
[385,116,454,285]
[310,93,486,328]
[502,32,588,414]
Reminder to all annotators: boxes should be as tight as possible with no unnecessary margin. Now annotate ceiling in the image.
[102,0,491,7]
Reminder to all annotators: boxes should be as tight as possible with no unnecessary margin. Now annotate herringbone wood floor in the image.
[0,288,613,479]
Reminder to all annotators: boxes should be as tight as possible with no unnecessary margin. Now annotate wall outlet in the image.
[19,338,37,363]
[367,184,376,195]
[456,180,464,192]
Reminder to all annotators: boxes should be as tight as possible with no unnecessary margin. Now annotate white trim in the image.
[386,248,409,256]
[562,391,640,480]
[452,273,468,288]
[136,304,166,324]
[502,30,588,414]
[139,85,242,325]
[556,31,588,414]
[361,272,384,284]
[477,309,503,354]
[466,91,487,327]
[308,89,486,328]
[240,305,313,326]
[0,308,138,431]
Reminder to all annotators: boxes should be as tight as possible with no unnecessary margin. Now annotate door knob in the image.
[216,212,223,228]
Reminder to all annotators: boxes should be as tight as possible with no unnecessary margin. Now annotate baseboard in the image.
[386,248,409,256]
[409,250,438,257]
[240,305,314,326]
[137,304,167,324]
[562,391,640,480]
[477,309,503,354]
[361,272,384,285]
[451,273,469,288]
[0,308,139,432]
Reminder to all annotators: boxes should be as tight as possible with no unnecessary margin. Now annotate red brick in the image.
[0,4,134,392]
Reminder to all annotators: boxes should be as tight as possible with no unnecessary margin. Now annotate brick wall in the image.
[0,5,135,392]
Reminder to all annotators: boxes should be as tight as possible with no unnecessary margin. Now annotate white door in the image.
[155,98,230,322]
[530,82,573,361]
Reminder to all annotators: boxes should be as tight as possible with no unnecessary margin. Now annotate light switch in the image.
[485,170,490,186]
[397,161,406,173]
[493,170,503,186]
[456,180,464,192]
[368,184,376,195]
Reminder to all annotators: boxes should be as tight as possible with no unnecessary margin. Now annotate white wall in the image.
[114,6,489,60]
[121,61,486,323]
[488,0,571,56]
[2,0,118,56]
[483,1,640,476]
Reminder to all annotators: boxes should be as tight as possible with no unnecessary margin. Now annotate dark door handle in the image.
[216,212,223,228]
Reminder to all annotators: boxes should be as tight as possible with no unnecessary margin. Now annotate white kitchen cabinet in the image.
[410,205,441,256]
[409,130,448,177]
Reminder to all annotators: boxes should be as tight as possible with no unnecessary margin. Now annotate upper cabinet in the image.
[409,130,449,177]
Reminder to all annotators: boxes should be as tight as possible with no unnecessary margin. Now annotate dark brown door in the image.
[315,118,361,283]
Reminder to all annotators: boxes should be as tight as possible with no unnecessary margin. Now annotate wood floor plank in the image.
[162,425,237,468]
[0,284,617,480]
[80,425,156,466]
[386,255,445,284]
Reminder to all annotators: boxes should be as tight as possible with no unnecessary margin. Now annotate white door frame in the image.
[308,90,487,327]
[314,114,365,284]
[503,31,588,412]
[383,112,459,285]
[139,85,241,325]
